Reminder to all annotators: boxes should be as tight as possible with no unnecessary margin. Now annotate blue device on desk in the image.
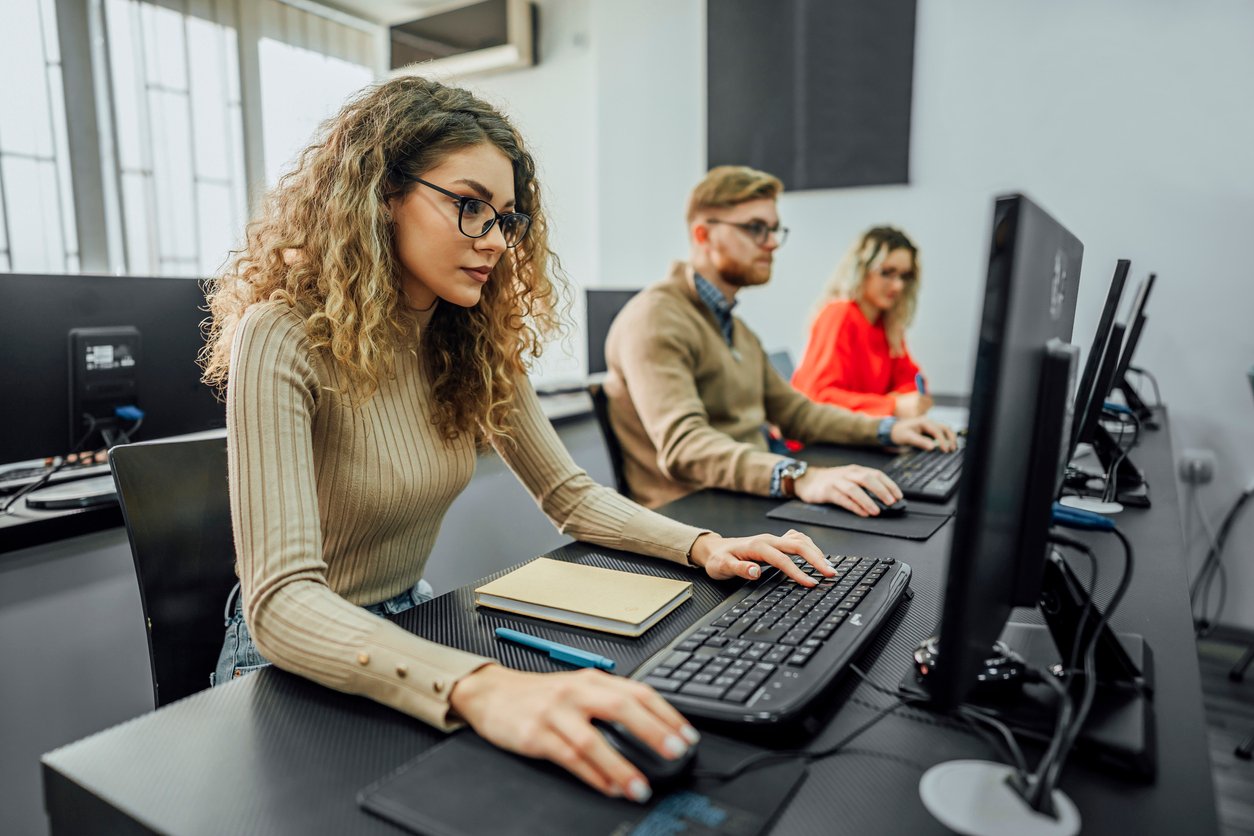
[915,372,927,395]
[495,627,616,671]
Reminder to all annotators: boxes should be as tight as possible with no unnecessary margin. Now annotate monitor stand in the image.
[24,474,119,511]
[904,552,1156,833]
[919,759,1081,836]
[1090,424,1150,508]
[1057,495,1123,515]
[1116,377,1157,428]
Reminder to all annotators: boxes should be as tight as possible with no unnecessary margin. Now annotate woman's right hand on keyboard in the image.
[795,464,902,517]
[689,528,834,586]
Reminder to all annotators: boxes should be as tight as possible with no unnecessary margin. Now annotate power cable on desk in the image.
[1030,529,1134,805]
[0,408,144,517]
[690,692,921,783]
[1126,365,1162,409]
[1099,409,1140,503]
[0,415,100,516]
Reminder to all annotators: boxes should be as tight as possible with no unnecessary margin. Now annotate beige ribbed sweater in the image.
[227,302,708,730]
[604,262,882,508]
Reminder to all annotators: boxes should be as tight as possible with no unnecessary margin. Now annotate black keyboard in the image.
[882,446,965,501]
[631,554,911,725]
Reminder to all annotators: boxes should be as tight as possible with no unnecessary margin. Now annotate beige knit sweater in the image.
[227,302,708,730]
[604,262,882,508]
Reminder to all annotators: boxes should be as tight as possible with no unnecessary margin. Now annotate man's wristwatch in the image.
[780,460,809,498]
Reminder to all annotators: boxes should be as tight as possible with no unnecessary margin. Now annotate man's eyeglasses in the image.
[705,219,789,247]
[407,176,532,248]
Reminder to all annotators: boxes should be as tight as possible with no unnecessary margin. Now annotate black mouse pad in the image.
[767,500,951,541]
[358,730,806,836]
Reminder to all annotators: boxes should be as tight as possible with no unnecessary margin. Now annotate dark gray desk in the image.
[40,408,1218,835]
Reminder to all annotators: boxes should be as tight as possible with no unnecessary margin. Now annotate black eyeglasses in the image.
[408,176,532,248]
[705,219,789,247]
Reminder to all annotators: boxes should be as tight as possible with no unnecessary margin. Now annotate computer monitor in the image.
[0,273,225,464]
[1112,273,1157,421]
[1066,272,1153,505]
[921,193,1084,709]
[1070,322,1127,458]
[1068,261,1129,457]
[585,289,639,376]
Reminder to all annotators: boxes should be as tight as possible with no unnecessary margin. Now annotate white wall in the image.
[480,0,1254,629]
[457,0,596,382]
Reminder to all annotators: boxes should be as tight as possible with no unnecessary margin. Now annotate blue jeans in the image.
[210,578,435,687]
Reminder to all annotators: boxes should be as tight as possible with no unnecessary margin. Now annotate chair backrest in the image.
[109,434,236,707]
[585,288,640,376]
[587,383,629,496]
[767,349,796,382]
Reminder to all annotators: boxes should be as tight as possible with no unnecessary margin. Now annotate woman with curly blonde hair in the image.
[201,76,837,803]
[791,226,931,418]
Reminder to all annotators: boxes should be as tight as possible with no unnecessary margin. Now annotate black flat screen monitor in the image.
[1111,273,1156,397]
[0,273,224,463]
[928,193,1084,708]
[586,289,639,376]
[1072,322,1127,451]
[1069,261,1129,455]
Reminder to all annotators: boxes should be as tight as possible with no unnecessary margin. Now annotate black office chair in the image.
[109,435,237,708]
[767,349,796,382]
[587,382,629,496]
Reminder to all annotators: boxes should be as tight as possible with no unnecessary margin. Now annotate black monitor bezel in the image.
[930,193,1084,708]
[1068,261,1129,457]
[1110,273,1156,396]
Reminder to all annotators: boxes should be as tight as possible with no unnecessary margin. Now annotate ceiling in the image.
[315,0,463,27]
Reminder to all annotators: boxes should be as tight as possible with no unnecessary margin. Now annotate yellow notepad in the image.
[474,558,693,637]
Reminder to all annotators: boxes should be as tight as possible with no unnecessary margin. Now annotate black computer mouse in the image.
[593,719,697,789]
[873,495,909,516]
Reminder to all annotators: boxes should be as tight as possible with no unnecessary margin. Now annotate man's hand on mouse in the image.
[449,665,699,803]
[794,464,902,517]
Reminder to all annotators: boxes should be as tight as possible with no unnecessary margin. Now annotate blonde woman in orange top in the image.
[792,226,932,418]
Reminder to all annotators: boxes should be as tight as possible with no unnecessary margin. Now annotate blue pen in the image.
[494,627,617,672]
[915,372,928,396]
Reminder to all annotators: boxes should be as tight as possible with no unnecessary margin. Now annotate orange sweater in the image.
[791,299,921,416]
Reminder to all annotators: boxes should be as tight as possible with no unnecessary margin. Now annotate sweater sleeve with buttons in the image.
[227,303,707,730]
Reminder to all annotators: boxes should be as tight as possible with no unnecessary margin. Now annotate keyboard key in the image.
[763,646,791,665]
[679,682,729,700]
[663,651,691,668]
[725,684,755,703]
[644,676,681,692]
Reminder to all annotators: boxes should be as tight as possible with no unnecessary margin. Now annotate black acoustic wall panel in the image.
[707,0,917,190]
